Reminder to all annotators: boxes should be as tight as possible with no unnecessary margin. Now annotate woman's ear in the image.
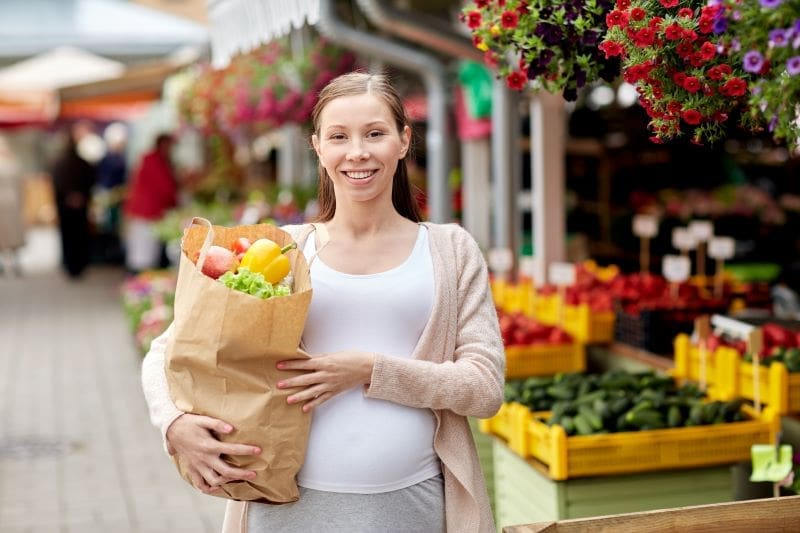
[311,134,321,158]
[399,125,411,159]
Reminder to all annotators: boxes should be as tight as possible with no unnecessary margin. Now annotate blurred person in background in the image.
[94,122,129,264]
[123,133,178,274]
[51,121,96,279]
[0,135,26,276]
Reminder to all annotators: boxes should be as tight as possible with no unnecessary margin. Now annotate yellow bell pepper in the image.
[239,238,297,284]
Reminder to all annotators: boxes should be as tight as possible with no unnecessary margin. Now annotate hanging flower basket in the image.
[177,37,356,135]
[721,0,800,149]
[461,0,621,101]
[601,0,756,145]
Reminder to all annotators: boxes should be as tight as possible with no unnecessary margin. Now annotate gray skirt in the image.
[246,474,445,533]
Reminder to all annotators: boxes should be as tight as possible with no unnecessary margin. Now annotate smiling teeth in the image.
[345,171,375,179]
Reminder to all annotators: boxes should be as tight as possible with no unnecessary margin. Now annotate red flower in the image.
[672,72,687,86]
[475,0,489,7]
[683,29,698,42]
[630,7,646,21]
[648,17,664,30]
[649,135,664,144]
[678,8,694,19]
[633,28,656,47]
[484,51,499,69]
[667,101,682,113]
[681,109,702,125]
[683,76,701,93]
[616,0,631,9]
[599,41,625,58]
[699,42,717,61]
[606,10,630,28]
[698,17,714,34]
[718,64,732,76]
[466,10,482,29]
[501,10,519,30]
[676,42,694,58]
[707,65,724,81]
[516,1,529,15]
[721,77,747,97]
[506,70,528,91]
[659,0,679,7]
[712,111,729,122]
[665,23,684,41]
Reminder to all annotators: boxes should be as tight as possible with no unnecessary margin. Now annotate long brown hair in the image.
[310,72,422,223]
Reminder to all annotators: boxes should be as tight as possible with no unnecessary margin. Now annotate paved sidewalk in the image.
[0,227,226,532]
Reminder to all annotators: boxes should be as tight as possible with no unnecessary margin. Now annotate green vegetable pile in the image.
[744,347,800,373]
[218,267,291,300]
[505,370,747,437]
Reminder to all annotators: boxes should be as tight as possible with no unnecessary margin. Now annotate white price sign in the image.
[689,220,714,242]
[549,262,576,286]
[488,248,514,274]
[672,227,697,251]
[708,237,735,260]
[663,255,691,283]
[518,256,536,278]
[632,214,658,238]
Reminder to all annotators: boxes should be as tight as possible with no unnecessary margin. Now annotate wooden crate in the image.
[492,439,735,531]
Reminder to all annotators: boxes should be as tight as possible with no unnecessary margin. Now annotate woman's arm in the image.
[141,322,183,451]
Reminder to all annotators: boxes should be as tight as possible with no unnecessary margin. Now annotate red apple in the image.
[231,237,252,255]
[201,245,239,279]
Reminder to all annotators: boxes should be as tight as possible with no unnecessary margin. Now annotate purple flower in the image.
[788,56,800,75]
[759,0,783,7]
[713,17,728,34]
[743,50,765,73]
[770,29,789,47]
[769,115,778,132]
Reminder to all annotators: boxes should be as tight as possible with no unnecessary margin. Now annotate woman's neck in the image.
[327,207,410,239]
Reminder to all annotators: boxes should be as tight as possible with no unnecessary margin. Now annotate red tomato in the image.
[231,237,252,255]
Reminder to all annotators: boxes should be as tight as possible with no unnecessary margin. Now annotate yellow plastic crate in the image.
[505,343,586,379]
[492,279,536,315]
[533,294,615,344]
[518,404,779,480]
[479,402,531,443]
[720,354,797,415]
[670,334,738,394]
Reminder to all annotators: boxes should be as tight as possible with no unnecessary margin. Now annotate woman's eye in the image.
[329,133,346,140]
[367,130,385,138]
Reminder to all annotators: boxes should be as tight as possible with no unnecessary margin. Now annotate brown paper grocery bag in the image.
[165,217,312,503]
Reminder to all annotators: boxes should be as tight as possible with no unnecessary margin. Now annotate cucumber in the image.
[573,413,594,435]
[667,404,683,427]
[578,404,603,431]
[560,415,576,435]
[547,385,575,401]
[625,408,664,428]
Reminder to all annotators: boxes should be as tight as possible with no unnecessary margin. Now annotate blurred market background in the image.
[2,0,800,531]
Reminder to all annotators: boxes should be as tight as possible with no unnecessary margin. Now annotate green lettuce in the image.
[218,267,291,299]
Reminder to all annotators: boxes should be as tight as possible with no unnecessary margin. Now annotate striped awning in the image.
[207,0,320,68]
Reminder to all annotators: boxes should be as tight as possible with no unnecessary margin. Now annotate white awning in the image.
[207,0,319,68]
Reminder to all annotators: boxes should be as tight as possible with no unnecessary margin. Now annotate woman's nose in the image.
[346,142,369,160]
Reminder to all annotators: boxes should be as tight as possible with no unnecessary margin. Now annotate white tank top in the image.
[297,225,440,493]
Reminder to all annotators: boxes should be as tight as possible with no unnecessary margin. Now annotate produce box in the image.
[671,333,737,395]
[535,296,615,345]
[481,371,780,480]
[714,356,799,415]
[614,305,727,355]
[505,343,586,379]
[520,404,777,480]
[492,439,734,527]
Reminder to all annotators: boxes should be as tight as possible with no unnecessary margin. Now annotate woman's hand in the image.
[165,413,261,494]
[276,351,375,412]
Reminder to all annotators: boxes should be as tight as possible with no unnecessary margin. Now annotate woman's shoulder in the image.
[280,223,313,241]
[422,222,480,251]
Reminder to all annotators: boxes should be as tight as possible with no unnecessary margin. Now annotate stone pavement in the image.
[0,227,226,532]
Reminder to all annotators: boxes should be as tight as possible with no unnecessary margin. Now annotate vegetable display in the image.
[505,370,747,436]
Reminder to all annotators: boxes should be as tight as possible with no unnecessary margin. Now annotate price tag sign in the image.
[689,220,714,242]
[708,237,735,260]
[488,248,513,274]
[518,256,536,278]
[663,255,691,283]
[633,214,658,238]
[549,262,576,286]
[672,227,697,251]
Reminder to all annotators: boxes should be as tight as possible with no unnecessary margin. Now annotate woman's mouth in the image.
[343,170,377,180]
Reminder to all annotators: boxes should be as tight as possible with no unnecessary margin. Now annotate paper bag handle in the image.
[307,223,331,269]
[190,217,215,271]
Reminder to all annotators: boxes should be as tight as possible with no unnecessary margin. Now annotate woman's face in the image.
[312,93,410,208]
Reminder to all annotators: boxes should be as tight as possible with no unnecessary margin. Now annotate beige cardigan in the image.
[141,222,505,532]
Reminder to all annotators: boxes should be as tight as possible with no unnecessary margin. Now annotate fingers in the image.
[211,458,258,482]
[301,391,332,413]
[194,414,234,435]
